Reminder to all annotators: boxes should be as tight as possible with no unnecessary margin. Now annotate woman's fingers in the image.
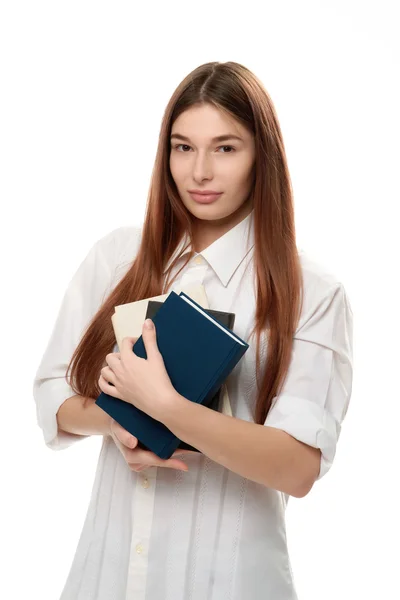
[109,420,189,471]
[164,458,188,471]
[130,464,149,472]
[172,449,195,457]
[111,420,138,449]
[127,449,188,472]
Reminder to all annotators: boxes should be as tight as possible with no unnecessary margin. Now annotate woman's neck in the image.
[192,200,253,253]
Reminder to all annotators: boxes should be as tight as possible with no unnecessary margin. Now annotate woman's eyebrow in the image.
[170,133,244,143]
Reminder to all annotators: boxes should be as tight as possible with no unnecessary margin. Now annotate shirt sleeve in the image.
[263,281,353,480]
[32,229,121,451]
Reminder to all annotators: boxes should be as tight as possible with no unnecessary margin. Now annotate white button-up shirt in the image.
[33,210,353,600]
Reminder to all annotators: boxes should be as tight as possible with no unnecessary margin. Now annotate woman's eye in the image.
[174,144,235,153]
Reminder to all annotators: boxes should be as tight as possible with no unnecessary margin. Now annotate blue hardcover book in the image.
[95,291,249,459]
[145,300,235,453]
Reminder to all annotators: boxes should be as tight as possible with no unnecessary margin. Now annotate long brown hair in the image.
[66,61,303,425]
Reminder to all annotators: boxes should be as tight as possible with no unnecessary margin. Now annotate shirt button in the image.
[142,477,149,488]
[136,544,144,554]
[194,256,203,265]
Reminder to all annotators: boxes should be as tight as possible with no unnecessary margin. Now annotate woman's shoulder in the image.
[294,248,353,342]
[94,224,142,262]
[95,224,143,285]
[297,248,349,317]
[298,248,342,289]
[109,224,143,257]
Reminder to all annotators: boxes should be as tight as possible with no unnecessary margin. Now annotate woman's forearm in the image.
[57,394,112,437]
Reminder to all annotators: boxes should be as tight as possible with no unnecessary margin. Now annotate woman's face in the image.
[169,103,256,224]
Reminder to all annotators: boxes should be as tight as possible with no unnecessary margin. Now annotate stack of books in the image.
[96,284,248,459]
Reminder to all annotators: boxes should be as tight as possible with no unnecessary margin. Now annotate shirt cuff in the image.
[33,377,88,451]
[264,393,341,480]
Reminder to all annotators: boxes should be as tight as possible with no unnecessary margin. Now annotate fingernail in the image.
[144,319,154,329]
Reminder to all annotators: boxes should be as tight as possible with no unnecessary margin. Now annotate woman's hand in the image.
[98,319,182,423]
[109,419,192,472]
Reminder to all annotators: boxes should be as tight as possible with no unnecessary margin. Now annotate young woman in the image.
[33,61,353,600]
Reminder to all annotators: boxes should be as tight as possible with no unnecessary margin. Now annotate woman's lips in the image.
[188,192,223,204]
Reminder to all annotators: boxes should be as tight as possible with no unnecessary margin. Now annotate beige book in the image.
[111,282,232,417]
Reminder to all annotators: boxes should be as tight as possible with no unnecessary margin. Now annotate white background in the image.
[1,1,399,598]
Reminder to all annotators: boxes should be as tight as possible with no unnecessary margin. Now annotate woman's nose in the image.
[192,152,213,181]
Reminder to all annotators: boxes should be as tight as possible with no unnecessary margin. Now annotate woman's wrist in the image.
[57,395,115,437]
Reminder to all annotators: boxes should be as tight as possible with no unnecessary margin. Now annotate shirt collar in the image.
[163,209,255,287]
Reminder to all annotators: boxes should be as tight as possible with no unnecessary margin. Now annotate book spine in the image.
[197,342,248,407]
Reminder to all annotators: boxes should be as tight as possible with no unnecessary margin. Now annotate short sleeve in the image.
[263,281,353,480]
[32,227,135,451]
